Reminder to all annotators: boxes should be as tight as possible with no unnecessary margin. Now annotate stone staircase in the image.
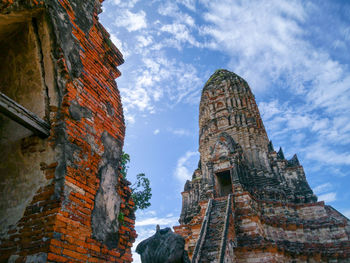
[196,198,228,263]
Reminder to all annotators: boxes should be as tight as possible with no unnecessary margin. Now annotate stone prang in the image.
[174,69,350,262]
[136,227,190,263]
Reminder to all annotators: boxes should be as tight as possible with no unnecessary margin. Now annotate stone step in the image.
[198,199,228,262]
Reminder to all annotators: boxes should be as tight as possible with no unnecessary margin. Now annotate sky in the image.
[99,1,350,261]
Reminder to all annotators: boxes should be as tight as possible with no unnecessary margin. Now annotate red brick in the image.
[62,248,88,261]
[47,253,68,262]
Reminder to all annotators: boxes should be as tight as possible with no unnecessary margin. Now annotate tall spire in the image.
[199,69,269,170]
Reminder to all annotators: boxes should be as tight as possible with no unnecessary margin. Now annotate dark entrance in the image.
[216,170,232,197]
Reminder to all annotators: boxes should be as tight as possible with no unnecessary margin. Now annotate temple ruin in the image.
[174,69,350,262]
[0,0,136,262]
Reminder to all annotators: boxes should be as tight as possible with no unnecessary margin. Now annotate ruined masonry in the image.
[174,69,350,262]
[0,0,136,262]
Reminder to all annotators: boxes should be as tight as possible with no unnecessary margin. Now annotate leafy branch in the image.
[120,152,130,178]
[131,173,152,211]
[120,152,152,211]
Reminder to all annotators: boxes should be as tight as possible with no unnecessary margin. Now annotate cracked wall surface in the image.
[0,1,136,262]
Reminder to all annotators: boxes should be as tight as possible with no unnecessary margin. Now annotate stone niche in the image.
[0,11,56,236]
[215,170,232,197]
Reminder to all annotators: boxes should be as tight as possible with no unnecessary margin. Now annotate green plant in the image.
[131,173,152,211]
[119,152,152,211]
[120,152,130,178]
[118,211,125,225]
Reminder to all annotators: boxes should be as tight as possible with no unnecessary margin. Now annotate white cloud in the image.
[158,1,179,17]
[304,143,350,166]
[174,151,199,184]
[343,210,350,219]
[327,167,347,178]
[119,54,202,117]
[318,192,337,203]
[137,210,157,217]
[111,0,139,9]
[117,10,147,31]
[120,85,152,112]
[136,35,153,48]
[259,100,282,120]
[258,96,350,168]
[176,0,196,11]
[169,128,192,137]
[160,23,199,48]
[311,118,329,132]
[110,33,130,57]
[124,113,135,125]
[136,216,179,227]
[313,183,333,195]
[153,129,160,135]
[158,2,195,27]
[202,0,350,111]
[133,254,141,263]
[157,1,199,49]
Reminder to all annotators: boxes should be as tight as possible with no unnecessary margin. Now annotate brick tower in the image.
[174,69,350,262]
[0,1,136,262]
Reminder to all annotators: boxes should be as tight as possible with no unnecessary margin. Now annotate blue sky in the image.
[100,0,350,261]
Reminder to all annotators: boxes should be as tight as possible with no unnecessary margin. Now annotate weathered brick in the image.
[47,252,69,262]
[62,248,88,261]
[0,1,134,263]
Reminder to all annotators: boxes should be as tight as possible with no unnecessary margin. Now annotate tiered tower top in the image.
[199,69,269,170]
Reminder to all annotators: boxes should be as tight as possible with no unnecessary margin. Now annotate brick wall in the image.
[0,0,136,262]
